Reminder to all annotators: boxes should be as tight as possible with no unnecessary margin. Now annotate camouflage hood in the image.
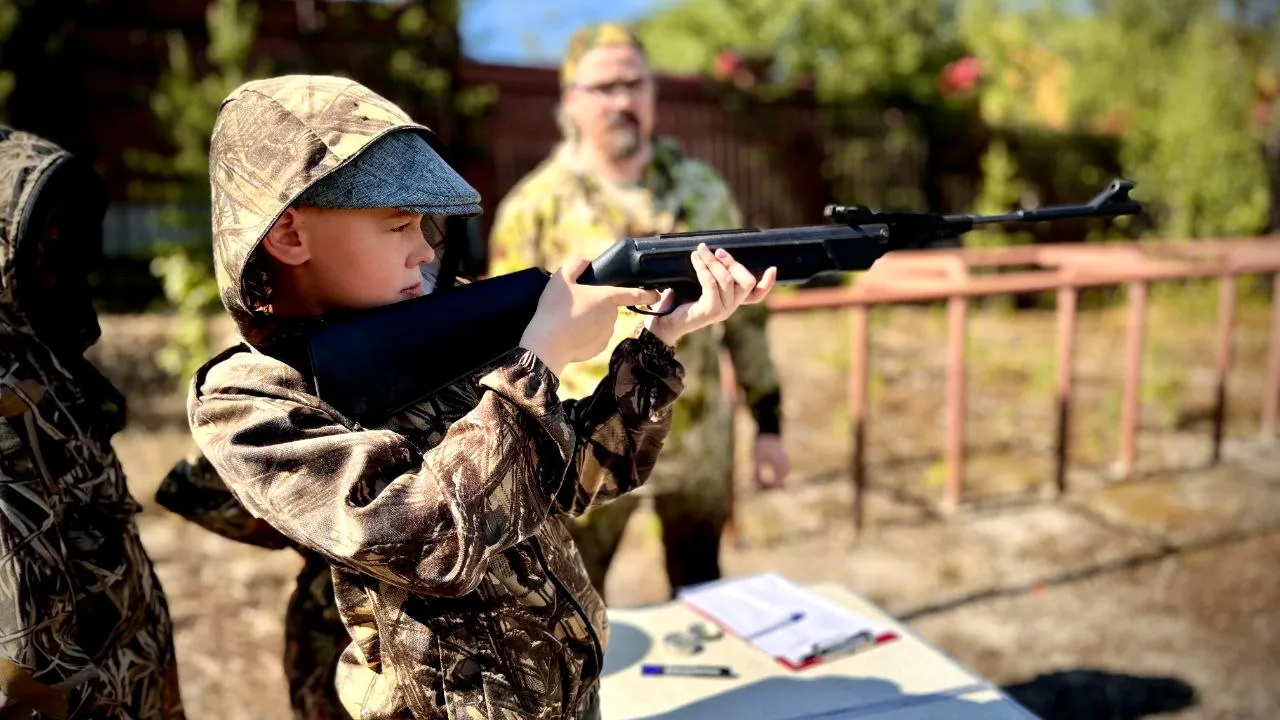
[208,75,478,344]
[0,126,107,352]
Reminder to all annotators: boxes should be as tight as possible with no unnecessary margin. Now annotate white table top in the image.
[598,582,1038,720]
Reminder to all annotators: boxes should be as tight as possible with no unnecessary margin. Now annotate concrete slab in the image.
[1073,466,1280,546]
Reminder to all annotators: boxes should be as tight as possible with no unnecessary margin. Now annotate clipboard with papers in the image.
[676,572,899,670]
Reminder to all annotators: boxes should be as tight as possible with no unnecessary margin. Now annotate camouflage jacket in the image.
[489,139,781,495]
[189,76,685,720]
[0,129,183,717]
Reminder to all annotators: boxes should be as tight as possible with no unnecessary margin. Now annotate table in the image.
[597,582,1039,720]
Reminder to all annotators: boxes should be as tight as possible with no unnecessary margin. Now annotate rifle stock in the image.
[309,268,552,423]
[307,178,1143,425]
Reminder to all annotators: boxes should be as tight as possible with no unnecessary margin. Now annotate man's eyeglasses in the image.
[572,76,653,99]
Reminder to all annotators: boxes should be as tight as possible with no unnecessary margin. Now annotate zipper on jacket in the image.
[529,536,604,690]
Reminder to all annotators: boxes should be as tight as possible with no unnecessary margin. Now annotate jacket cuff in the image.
[480,349,563,419]
[748,389,782,436]
[609,328,685,417]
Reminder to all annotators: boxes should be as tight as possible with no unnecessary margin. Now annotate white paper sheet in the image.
[678,573,888,666]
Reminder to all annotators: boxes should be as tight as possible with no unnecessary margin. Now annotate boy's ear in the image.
[261,208,310,266]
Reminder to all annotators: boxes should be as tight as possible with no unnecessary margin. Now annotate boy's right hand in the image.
[520,258,661,377]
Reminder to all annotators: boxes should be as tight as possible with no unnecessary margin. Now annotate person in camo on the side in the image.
[0,125,185,719]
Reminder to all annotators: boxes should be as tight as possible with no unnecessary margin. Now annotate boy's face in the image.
[265,206,443,313]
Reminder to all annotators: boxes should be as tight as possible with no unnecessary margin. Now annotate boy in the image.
[188,74,775,720]
[0,126,185,718]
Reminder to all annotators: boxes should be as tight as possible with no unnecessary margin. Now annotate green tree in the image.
[1115,18,1270,238]
[960,0,1272,238]
[636,0,961,106]
[128,0,262,384]
[964,137,1034,248]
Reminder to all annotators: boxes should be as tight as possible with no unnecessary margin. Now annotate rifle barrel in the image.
[955,201,1144,226]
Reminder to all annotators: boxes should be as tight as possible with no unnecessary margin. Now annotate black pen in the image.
[641,663,736,678]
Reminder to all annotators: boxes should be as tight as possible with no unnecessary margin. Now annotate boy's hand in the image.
[521,258,661,377]
[644,244,777,348]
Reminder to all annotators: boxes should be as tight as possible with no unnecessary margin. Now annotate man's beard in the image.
[601,111,645,160]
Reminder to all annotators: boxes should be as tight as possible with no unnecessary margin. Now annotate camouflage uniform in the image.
[155,455,349,720]
[488,136,782,597]
[187,75,685,720]
[0,127,185,718]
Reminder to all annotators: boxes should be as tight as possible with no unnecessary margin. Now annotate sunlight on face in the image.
[296,207,441,311]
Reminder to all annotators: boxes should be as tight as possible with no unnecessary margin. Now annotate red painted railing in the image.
[727,237,1280,536]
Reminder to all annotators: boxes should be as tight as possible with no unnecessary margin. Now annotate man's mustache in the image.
[606,111,640,129]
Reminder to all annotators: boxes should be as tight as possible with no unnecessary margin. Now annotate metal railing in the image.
[745,237,1280,536]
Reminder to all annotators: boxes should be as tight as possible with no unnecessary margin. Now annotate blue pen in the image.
[745,611,806,640]
[641,663,736,678]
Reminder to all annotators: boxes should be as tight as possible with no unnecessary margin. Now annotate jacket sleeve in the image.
[722,304,782,435]
[551,328,684,517]
[154,453,293,550]
[188,334,683,598]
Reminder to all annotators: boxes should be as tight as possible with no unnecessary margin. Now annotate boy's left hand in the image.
[644,243,776,347]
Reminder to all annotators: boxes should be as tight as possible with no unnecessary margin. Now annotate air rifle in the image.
[305,178,1142,426]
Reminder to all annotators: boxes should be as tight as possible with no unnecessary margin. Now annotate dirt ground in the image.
[91,286,1280,720]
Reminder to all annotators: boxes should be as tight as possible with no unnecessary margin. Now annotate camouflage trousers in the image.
[565,474,732,602]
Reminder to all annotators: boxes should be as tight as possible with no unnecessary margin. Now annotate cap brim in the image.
[297,129,483,217]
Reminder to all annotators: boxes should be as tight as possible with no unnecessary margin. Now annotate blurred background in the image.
[1,0,1277,718]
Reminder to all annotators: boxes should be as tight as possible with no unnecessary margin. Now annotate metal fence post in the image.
[1054,284,1079,494]
[849,305,870,537]
[1119,280,1149,480]
[1212,274,1237,463]
[945,295,968,508]
[1263,273,1280,442]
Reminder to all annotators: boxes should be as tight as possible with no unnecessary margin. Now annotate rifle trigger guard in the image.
[628,304,675,317]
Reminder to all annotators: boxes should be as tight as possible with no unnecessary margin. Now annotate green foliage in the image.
[130,0,260,193]
[960,0,1272,239]
[131,0,262,384]
[391,4,451,99]
[964,137,1033,248]
[0,0,17,115]
[957,0,1066,128]
[374,0,492,175]
[1110,20,1270,238]
[636,0,960,105]
[150,245,223,377]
